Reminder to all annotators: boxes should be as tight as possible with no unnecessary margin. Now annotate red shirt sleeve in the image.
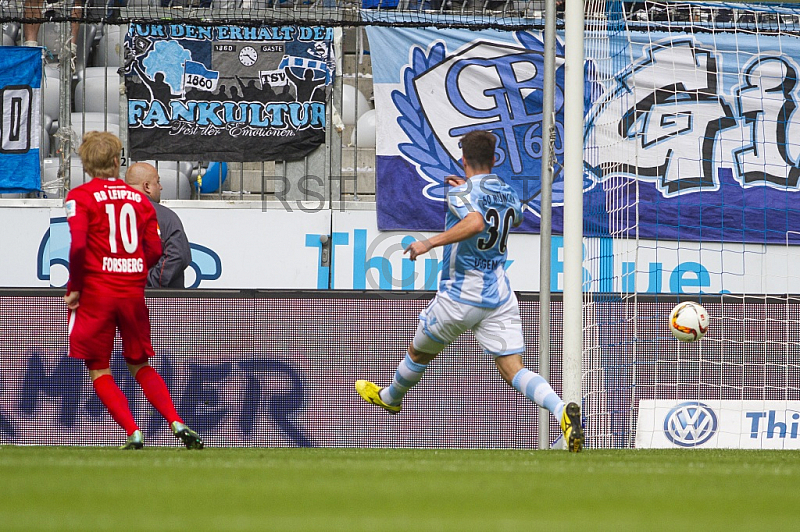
[65,190,90,293]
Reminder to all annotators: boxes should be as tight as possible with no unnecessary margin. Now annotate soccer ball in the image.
[669,302,710,342]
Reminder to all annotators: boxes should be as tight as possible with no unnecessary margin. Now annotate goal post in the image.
[562,0,586,410]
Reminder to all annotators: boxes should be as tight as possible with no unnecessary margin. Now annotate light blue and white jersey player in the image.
[410,172,525,359]
[440,173,523,309]
[355,131,584,452]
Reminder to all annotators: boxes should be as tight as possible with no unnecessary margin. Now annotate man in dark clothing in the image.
[125,163,192,288]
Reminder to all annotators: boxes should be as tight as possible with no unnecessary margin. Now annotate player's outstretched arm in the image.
[404,212,485,261]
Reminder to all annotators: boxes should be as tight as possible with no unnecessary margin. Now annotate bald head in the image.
[125,162,162,203]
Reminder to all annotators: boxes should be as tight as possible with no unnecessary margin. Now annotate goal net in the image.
[582,1,800,448]
[0,1,546,29]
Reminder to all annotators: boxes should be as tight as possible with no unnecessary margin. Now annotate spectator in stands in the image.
[125,162,192,289]
[23,0,84,65]
[105,0,213,18]
[64,132,202,450]
[354,130,585,452]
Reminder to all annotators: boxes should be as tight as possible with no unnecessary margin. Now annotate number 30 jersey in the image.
[65,178,162,297]
[440,174,523,309]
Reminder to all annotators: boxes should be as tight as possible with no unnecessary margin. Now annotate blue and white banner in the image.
[182,60,220,93]
[367,21,800,244]
[586,31,800,245]
[366,22,574,234]
[0,47,42,193]
[124,24,335,162]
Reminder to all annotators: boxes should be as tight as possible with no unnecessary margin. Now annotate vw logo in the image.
[663,401,718,447]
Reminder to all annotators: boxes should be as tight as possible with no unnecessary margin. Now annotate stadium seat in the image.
[137,160,194,178]
[42,66,60,125]
[159,166,193,200]
[74,76,121,114]
[43,156,90,192]
[37,22,96,70]
[93,26,123,67]
[53,120,119,155]
[37,22,60,55]
[341,84,371,126]
[74,121,119,136]
[351,109,376,148]
[134,160,194,200]
[2,22,20,44]
[41,127,51,158]
[2,32,15,47]
[71,112,120,125]
[178,161,195,178]
[75,65,120,83]
[75,24,98,73]
[42,115,54,152]
[197,162,228,194]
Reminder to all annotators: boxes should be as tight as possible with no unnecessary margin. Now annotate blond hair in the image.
[77,131,122,178]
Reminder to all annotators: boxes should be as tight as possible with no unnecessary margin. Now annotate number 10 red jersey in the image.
[65,178,163,297]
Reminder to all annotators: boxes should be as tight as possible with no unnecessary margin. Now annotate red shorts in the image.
[68,292,155,365]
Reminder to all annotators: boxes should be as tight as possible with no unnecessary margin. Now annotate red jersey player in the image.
[64,131,203,450]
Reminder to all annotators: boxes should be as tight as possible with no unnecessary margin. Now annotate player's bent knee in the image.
[125,358,149,378]
[85,359,110,371]
[85,360,111,381]
[494,353,524,384]
[125,354,149,367]
[408,344,438,365]
[411,329,446,360]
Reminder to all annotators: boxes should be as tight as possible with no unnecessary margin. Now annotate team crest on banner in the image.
[369,18,800,244]
[366,22,595,233]
[124,24,335,161]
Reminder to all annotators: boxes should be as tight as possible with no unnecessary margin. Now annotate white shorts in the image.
[412,292,526,357]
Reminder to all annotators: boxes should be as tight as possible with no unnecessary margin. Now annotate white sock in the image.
[379,353,428,406]
[511,368,565,418]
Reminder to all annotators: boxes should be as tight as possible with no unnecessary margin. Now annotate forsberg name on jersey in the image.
[102,256,145,273]
[93,188,143,203]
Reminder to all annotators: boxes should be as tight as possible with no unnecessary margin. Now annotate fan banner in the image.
[123,24,335,162]
[0,46,42,193]
[366,17,800,244]
[365,20,573,234]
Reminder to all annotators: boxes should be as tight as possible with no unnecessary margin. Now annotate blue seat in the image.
[197,162,228,194]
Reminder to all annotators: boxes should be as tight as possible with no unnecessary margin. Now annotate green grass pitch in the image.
[1,446,799,531]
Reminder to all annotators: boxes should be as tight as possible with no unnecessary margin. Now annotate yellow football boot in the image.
[560,402,585,453]
[355,380,401,414]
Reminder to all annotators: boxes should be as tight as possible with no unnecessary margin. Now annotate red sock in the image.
[135,365,183,425]
[92,374,139,436]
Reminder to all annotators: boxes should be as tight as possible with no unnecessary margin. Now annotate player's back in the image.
[440,174,523,308]
[65,178,161,296]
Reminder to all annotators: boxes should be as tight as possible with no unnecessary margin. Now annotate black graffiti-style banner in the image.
[123,24,335,162]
